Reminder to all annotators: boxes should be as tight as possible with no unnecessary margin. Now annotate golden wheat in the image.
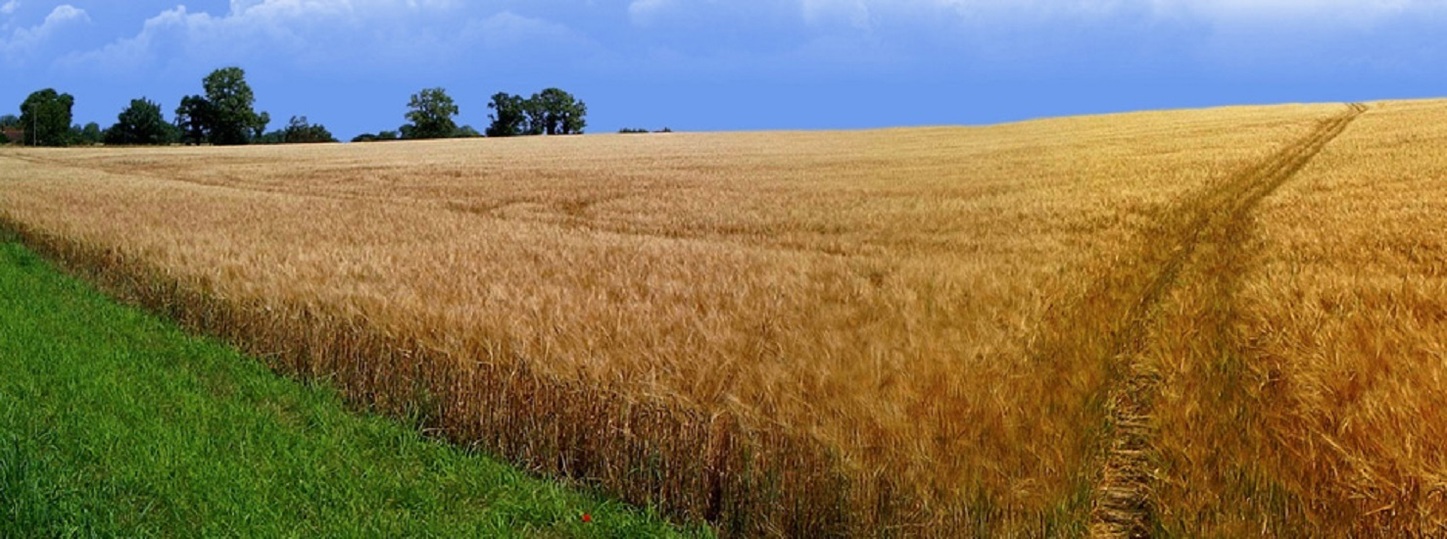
[5,101,1436,535]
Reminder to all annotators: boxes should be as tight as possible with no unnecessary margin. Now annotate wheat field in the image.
[1,100,1442,536]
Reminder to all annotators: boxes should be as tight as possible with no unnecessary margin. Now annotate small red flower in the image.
[581,513,593,523]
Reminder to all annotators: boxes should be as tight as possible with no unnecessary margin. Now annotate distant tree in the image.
[282,115,337,143]
[107,98,172,145]
[350,130,401,143]
[618,128,649,134]
[174,95,214,145]
[0,132,8,144]
[453,125,481,138]
[656,127,673,133]
[255,129,286,144]
[202,67,269,145]
[521,96,546,135]
[74,122,103,145]
[403,87,459,140]
[18,88,75,146]
[485,92,529,137]
[0,114,18,129]
[529,88,587,135]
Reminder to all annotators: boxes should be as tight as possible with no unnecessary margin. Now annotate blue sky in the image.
[2,0,1445,139]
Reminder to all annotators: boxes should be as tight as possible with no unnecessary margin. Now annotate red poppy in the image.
[581,513,593,523]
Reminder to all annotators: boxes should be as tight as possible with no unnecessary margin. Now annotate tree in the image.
[107,98,172,145]
[18,89,75,146]
[202,67,269,145]
[281,115,337,143]
[0,115,17,129]
[350,130,401,143]
[403,87,459,140]
[530,88,587,135]
[174,95,213,145]
[485,92,528,137]
[73,122,103,145]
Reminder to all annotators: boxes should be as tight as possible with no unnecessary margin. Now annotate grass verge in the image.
[0,238,699,538]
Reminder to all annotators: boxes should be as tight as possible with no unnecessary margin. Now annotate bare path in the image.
[1067,103,1367,537]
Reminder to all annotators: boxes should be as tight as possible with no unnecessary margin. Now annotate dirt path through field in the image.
[1061,103,1368,537]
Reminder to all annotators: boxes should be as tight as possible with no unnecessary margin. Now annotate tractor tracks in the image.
[1084,103,1366,538]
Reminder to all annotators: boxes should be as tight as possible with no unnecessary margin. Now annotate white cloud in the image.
[465,11,590,49]
[58,1,600,79]
[781,0,1447,29]
[60,0,476,74]
[1149,0,1429,27]
[802,0,873,31]
[1,1,19,16]
[628,0,674,26]
[2,4,87,63]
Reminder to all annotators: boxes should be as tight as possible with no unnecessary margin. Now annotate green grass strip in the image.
[0,240,702,538]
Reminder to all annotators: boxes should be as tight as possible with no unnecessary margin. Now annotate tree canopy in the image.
[403,87,460,140]
[281,116,337,144]
[106,98,173,146]
[174,95,213,146]
[532,88,587,136]
[18,89,75,147]
[202,67,270,145]
[486,88,587,137]
[10,75,597,148]
[170,67,269,145]
[74,122,104,146]
[485,92,529,137]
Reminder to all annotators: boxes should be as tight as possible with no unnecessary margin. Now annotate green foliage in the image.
[485,92,529,137]
[531,88,587,135]
[256,117,337,144]
[619,128,650,134]
[350,130,401,143]
[0,240,702,538]
[487,88,587,137]
[201,67,269,145]
[68,123,103,146]
[0,115,18,129]
[403,87,459,140]
[171,67,269,146]
[174,95,214,146]
[0,132,8,144]
[282,116,337,144]
[107,98,172,146]
[18,89,75,147]
[453,125,481,138]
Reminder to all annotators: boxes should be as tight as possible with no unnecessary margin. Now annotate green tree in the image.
[75,122,104,145]
[529,88,587,136]
[403,87,459,140]
[18,89,75,146]
[107,98,171,146]
[0,115,18,129]
[282,116,337,144]
[201,67,269,145]
[485,92,528,137]
[174,95,213,145]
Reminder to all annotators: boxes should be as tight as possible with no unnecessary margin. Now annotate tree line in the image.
[3,66,591,147]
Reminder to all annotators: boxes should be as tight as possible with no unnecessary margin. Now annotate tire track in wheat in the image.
[1038,103,1366,538]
